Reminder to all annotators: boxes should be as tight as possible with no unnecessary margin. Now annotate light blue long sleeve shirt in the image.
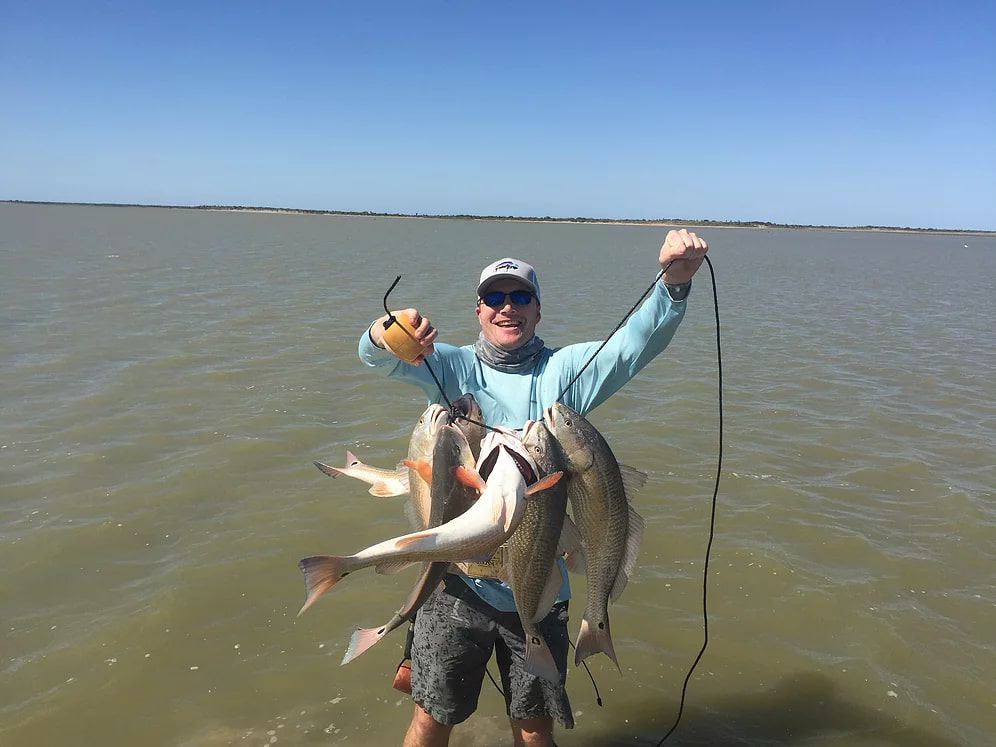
[358,280,688,610]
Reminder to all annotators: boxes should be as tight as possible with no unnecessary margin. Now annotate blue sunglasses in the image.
[479,290,536,308]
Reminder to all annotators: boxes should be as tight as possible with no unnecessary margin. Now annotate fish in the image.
[313,452,409,497]
[450,393,487,462]
[341,421,479,663]
[503,417,571,683]
[313,393,483,503]
[544,401,647,669]
[404,404,451,531]
[296,429,563,615]
[405,423,482,533]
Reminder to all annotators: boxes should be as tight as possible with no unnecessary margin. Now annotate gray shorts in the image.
[410,575,574,729]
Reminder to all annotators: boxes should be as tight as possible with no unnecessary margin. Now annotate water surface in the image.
[2,203,993,746]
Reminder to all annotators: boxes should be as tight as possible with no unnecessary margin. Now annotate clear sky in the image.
[2,1,994,230]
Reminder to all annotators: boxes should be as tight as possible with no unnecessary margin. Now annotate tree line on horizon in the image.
[2,199,990,235]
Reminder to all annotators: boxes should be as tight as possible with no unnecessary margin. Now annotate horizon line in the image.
[2,199,993,236]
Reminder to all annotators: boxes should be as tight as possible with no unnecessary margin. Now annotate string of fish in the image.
[382,257,724,745]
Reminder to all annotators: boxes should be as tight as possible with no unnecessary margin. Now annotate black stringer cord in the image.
[555,262,672,402]
[655,255,722,745]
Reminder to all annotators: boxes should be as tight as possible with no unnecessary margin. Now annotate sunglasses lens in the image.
[483,292,506,307]
[483,290,533,308]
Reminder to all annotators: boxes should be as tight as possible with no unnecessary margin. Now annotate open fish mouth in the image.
[504,445,537,485]
[476,443,538,485]
[477,445,501,482]
[451,395,472,419]
[542,405,556,431]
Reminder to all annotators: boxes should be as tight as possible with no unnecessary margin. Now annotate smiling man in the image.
[475,258,542,351]
[358,229,708,747]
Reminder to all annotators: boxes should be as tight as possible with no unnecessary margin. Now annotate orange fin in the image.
[393,531,431,548]
[402,458,433,485]
[342,625,386,665]
[526,471,564,496]
[297,555,347,616]
[452,465,486,491]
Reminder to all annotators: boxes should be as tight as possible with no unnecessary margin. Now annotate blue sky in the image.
[2,1,994,230]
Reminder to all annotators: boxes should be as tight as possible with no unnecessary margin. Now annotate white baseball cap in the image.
[477,258,540,302]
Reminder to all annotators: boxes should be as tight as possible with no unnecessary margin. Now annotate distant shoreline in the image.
[3,199,993,236]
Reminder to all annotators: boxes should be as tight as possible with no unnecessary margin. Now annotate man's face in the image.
[475,279,541,351]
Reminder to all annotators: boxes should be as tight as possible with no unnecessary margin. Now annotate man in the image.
[360,228,708,747]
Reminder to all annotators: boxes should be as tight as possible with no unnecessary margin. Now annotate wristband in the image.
[662,280,691,302]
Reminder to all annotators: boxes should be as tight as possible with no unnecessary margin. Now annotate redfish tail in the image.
[341,625,387,665]
[573,615,619,670]
[297,555,347,616]
[313,461,342,478]
[524,632,561,684]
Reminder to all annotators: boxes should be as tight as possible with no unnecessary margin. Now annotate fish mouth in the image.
[503,445,538,485]
[451,394,475,418]
[429,405,450,430]
[542,405,556,431]
[521,418,543,445]
[477,445,501,481]
[476,442,538,486]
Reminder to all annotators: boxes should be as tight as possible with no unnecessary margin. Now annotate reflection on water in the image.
[595,672,963,747]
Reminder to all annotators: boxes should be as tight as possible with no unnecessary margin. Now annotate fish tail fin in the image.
[525,632,561,684]
[341,625,387,665]
[313,460,342,478]
[574,615,619,671]
[345,450,361,467]
[297,555,347,616]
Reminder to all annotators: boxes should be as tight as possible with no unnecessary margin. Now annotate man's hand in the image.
[659,229,708,285]
[369,307,437,363]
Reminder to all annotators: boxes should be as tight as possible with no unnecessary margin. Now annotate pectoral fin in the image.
[525,471,564,496]
[452,465,486,492]
[402,459,433,486]
[491,493,510,529]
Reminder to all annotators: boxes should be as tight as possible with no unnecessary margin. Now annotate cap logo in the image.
[494,261,519,271]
